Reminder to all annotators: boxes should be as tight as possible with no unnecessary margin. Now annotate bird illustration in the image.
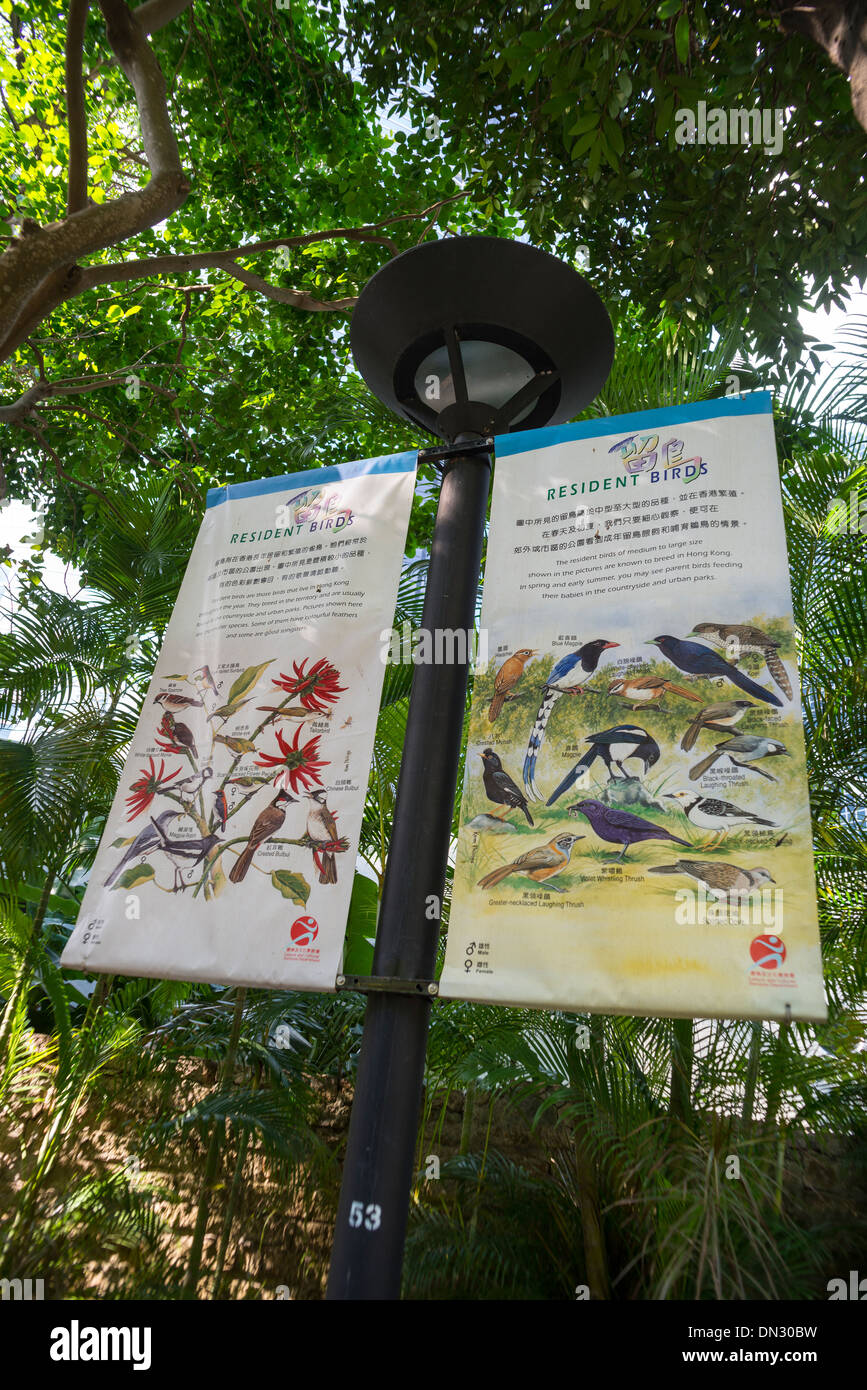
[193,664,219,698]
[159,710,198,759]
[214,733,259,756]
[664,790,777,850]
[481,748,533,825]
[213,788,229,832]
[465,814,519,835]
[649,859,776,899]
[523,639,619,800]
[103,810,179,888]
[680,700,755,752]
[173,765,213,796]
[689,735,790,782]
[547,725,659,806]
[477,833,584,892]
[154,692,204,713]
[208,697,254,721]
[647,635,783,708]
[148,819,221,892]
[488,648,536,721]
[567,798,691,862]
[305,789,340,884]
[226,773,274,789]
[690,623,793,701]
[229,788,296,883]
[607,674,701,709]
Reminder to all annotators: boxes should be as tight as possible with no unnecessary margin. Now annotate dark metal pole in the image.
[326,445,491,1300]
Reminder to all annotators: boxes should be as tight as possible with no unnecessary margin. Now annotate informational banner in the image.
[62,453,416,992]
[441,394,825,1021]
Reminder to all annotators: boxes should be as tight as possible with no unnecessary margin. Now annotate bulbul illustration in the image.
[607,674,701,709]
[159,710,198,759]
[477,833,583,892]
[103,809,178,888]
[213,788,228,832]
[154,692,204,713]
[229,788,297,883]
[647,636,783,708]
[680,700,755,752]
[523,639,619,800]
[649,860,775,899]
[547,725,659,806]
[690,623,793,701]
[664,789,777,850]
[488,648,536,722]
[306,788,340,884]
[689,735,790,782]
[149,819,220,892]
[481,748,533,824]
[567,798,691,862]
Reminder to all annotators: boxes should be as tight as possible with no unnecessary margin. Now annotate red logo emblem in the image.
[290,915,318,946]
[750,934,786,970]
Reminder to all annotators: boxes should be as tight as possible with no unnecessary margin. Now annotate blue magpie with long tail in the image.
[522,639,619,801]
[647,636,783,708]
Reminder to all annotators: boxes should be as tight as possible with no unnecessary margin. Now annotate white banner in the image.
[441,394,825,1021]
[62,452,416,992]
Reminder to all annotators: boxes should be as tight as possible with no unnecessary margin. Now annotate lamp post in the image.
[326,236,614,1300]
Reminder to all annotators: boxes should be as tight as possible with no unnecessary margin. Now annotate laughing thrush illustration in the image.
[477,833,583,892]
[680,699,755,752]
[229,788,296,883]
[664,789,777,849]
[488,648,536,722]
[523,639,619,800]
[689,735,790,782]
[567,798,690,862]
[690,623,793,701]
[481,748,533,825]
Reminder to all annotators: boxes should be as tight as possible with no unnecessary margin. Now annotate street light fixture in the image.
[327,236,614,1300]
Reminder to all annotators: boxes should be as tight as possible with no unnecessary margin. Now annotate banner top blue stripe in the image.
[494,390,773,459]
[206,449,417,509]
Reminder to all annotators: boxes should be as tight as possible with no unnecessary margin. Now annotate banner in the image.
[441,394,825,1021]
[62,453,416,992]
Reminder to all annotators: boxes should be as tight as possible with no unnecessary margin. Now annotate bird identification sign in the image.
[441,394,825,1021]
[61,452,416,992]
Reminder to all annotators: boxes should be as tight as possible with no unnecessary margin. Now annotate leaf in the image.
[111,836,135,848]
[227,661,273,708]
[675,13,690,64]
[342,872,379,976]
[204,858,227,901]
[113,863,155,890]
[271,869,310,906]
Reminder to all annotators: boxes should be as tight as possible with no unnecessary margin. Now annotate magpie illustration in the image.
[522,639,619,800]
[647,635,783,707]
[546,725,659,806]
[689,734,790,782]
[481,749,533,825]
[680,700,755,752]
[690,623,793,701]
[664,789,777,849]
[149,818,220,892]
[103,810,178,888]
[566,798,691,862]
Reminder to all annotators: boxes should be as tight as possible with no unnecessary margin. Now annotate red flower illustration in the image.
[126,756,182,820]
[255,723,329,793]
[272,657,345,714]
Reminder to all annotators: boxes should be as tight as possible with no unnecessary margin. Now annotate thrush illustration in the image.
[690,623,793,701]
[477,833,584,892]
[567,798,691,862]
[680,700,755,752]
[647,636,783,707]
[523,639,619,800]
[488,648,536,722]
[305,788,340,884]
[689,734,790,782]
[547,725,659,806]
[159,710,198,759]
[481,748,533,825]
[607,674,701,709]
[229,788,297,883]
[103,810,179,888]
[649,860,775,899]
[154,692,204,713]
[664,789,777,849]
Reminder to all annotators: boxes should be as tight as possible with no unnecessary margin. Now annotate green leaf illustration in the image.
[111,836,135,848]
[113,863,155,889]
[270,869,310,906]
[227,660,273,708]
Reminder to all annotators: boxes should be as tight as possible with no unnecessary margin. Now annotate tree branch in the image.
[66,0,91,215]
[20,421,126,522]
[775,0,867,130]
[134,0,194,34]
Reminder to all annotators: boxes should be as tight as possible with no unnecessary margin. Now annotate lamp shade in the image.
[350,235,615,442]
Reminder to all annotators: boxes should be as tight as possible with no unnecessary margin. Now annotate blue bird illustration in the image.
[523,639,619,800]
[647,635,783,708]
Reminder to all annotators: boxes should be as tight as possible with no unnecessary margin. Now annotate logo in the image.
[750,934,786,970]
[290,915,318,946]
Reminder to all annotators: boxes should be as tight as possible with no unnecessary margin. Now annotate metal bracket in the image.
[416,437,494,469]
[335,973,439,998]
